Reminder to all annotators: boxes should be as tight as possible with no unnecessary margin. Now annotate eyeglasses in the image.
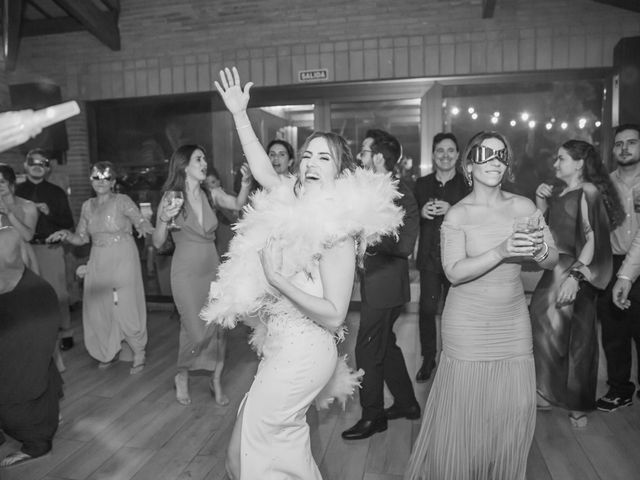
[27,158,50,167]
[90,175,113,182]
[468,146,509,166]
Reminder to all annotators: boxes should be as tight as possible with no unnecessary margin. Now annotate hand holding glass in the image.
[513,216,542,255]
[164,191,184,230]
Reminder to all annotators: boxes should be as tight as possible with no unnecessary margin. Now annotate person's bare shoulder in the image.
[503,191,537,216]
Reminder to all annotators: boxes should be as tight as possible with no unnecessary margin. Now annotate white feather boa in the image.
[199,168,404,329]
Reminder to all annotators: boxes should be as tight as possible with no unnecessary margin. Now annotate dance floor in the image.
[1,305,639,480]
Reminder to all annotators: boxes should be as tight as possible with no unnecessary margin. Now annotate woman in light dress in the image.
[207,67,402,480]
[48,162,153,374]
[405,131,558,480]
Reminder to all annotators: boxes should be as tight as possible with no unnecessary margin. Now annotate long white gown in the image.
[239,263,337,480]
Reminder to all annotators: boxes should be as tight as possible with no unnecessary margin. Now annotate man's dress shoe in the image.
[59,337,74,351]
[341,418,388,440]
[384,403,421,420]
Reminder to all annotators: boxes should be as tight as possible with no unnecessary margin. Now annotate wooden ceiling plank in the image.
[482,0,497,18]
[53,0,120,50]
[3,0,24,71]
[593,0,640,13]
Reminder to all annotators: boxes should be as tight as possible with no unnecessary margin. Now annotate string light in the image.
[545,122,553,130]
[493,111,500,117]
[451,107,460,115]
[471,112,478,120]
[595,120,602,127]
[521,112,530,122]
[528,120,536,129]
[510,120,517,127]
[578,118,587,129]
[468,107,475,114]
[490,116,499,125]
[560,122,568,130]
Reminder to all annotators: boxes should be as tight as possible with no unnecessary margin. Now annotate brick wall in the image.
[1,0,639,213]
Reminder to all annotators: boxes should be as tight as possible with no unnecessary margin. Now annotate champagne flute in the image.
[164,191,184,231]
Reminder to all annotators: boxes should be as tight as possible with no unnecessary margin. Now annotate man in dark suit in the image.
[413,133,469,382]
[342,129,420,440]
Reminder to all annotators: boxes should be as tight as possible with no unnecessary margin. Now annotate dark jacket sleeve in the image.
[367,179,419,258]
[49,187,75,230]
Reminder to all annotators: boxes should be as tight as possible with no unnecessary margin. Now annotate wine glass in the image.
[164,191,184,230]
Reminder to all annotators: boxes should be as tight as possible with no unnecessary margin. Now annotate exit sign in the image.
[298,69,329,82]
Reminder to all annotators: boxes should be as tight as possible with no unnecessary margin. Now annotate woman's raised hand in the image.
[46,229,70,243]
[240,162,254,187]
[214,67,254,115]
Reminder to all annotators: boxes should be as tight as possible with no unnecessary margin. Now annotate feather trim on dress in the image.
[200,168,403,330]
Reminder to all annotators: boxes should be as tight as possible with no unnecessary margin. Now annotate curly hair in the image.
[561,140,625,230]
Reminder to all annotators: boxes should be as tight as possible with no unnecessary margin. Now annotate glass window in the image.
[443,79,606,200]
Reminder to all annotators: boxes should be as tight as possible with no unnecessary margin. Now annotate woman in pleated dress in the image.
[405,131,558,480]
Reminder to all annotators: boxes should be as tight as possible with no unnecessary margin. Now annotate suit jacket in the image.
[414,171,468,272]
[360,178,419,309]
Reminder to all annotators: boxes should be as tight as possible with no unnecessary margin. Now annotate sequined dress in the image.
[77,194,148,362]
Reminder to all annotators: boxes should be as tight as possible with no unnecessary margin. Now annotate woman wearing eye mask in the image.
[406,131,558,480]
[47,162,154,374]
[530,140,623,428]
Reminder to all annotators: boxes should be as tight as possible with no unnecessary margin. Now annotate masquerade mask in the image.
[27,157,50,168]
[90,167,114,182]
[469,145,509,166]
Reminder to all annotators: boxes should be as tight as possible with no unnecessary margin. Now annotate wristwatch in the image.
[568,269,585,282]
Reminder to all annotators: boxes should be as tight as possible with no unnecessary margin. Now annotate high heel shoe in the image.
[209,377,229,406]
[175,373,191,406]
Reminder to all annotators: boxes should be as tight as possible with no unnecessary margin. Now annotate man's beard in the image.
[616,154,640,166]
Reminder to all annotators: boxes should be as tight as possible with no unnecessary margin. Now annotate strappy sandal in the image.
[98,358,117,370]
[174,373,191,406]
[0,451,34,468]
[129,353,146,375]
[209,377,229,406]
[569,412,588,428]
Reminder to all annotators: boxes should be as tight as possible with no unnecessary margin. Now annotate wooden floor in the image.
[2,306,640,480]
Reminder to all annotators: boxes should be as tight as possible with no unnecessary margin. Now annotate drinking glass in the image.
[164,191,184,230]
[513,215,541,234]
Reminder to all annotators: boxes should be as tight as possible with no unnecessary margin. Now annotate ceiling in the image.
[1,0,639,72]
[1,0,120,71]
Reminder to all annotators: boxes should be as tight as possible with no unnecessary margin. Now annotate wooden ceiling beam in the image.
[593,0,640,12]
[482,0,497,18]
[53,0,120,50]
[2,0,24,71]
[22,17,84,37]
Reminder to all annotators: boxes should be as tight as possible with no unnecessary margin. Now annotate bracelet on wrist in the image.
[532,242,549,262]
[159,215,170,223]
[535,193,545,199]
[568,269,585,283]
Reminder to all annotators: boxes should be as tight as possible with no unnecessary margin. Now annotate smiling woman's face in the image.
[0,173,13,196]
[469,137,507,187]
[298,137,339,191]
